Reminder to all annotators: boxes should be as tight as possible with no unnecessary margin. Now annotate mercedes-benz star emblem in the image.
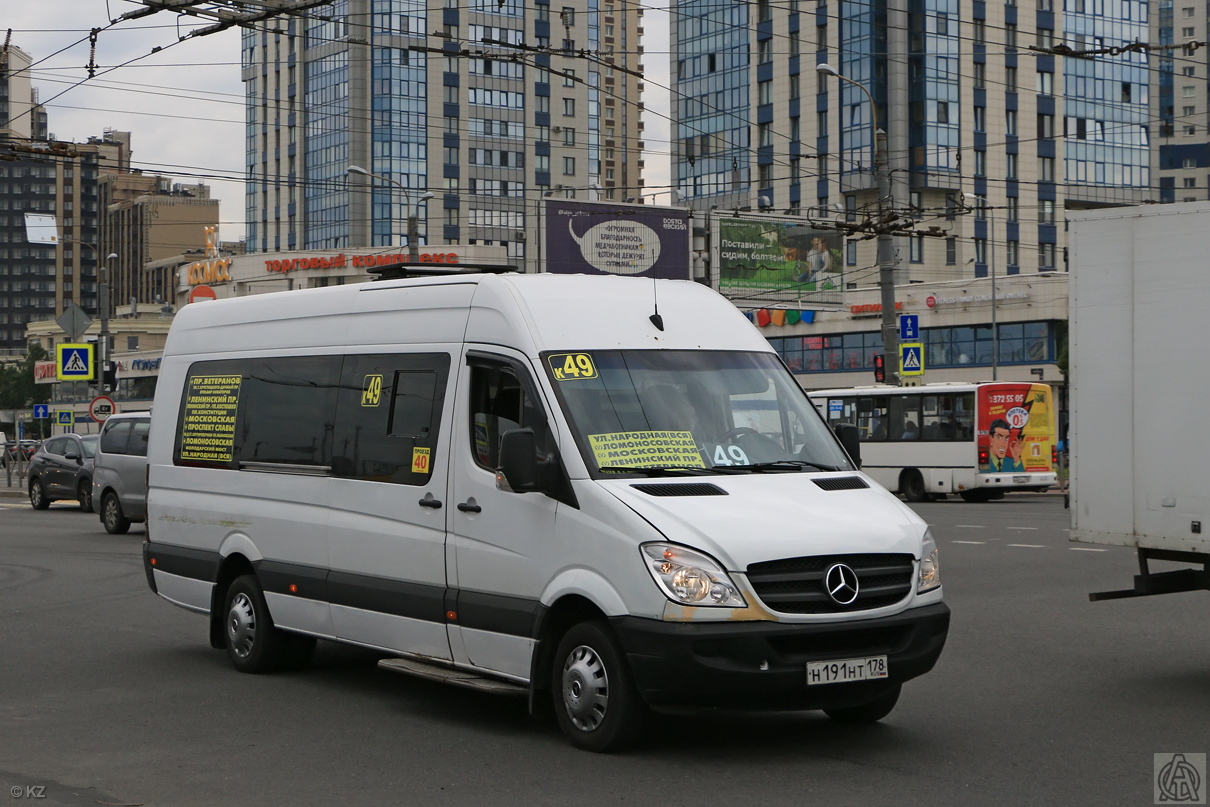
[824,563,860,605]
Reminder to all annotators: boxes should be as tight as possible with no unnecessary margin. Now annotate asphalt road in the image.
[1,492,1208,807]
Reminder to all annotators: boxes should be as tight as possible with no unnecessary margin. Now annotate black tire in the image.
[901,470,931,503]
[960,490,991,503]
[77,479,93,513]
[29,478,50,510]
[222,575,289,673]
[824,684,902,724]
[101,491,131,535]
[551,621,648,752]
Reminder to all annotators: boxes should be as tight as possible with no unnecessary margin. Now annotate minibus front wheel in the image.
[552,622,647,752]
[222,575,314,673]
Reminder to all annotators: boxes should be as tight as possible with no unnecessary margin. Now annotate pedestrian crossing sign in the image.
[56,343,95,381]
[57,410,75,426]
[899,342,925,376]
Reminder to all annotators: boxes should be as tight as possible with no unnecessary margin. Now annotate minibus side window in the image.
[241,356,342,467]
[468,363,551,471]
[331,353,450,485]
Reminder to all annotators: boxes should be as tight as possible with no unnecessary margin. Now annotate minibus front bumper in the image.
[610,602,950,710]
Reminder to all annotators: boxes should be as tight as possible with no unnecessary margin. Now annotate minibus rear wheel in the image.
[223,575,288,673]
[552,621,647,752]
[823,684,901,724]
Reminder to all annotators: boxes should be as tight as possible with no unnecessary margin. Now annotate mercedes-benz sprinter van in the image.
[142,271,948,751]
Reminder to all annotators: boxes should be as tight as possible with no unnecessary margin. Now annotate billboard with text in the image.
[716,217,843,305]
[543,200,691,279]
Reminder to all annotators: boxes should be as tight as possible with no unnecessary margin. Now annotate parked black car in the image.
[3,439,41,469]
[28,434,99,512]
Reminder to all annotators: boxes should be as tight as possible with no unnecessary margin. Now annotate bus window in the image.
[826,397,857,426]
[857,396,888,441]
[928,393,974,441]
[888,395,921,440]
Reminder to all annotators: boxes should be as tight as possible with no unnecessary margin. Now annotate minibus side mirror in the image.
[497,428,539,493]
[833,423,862,469]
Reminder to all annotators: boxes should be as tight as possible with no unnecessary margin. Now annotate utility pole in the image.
[818,64,899,385]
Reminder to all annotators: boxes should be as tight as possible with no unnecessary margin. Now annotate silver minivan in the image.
[94,412,151,534]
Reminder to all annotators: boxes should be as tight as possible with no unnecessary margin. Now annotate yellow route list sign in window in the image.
[588,431,705,469]
[179,375,243,463]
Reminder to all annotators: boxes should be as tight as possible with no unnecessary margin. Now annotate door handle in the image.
[456,501,482,513]
[418,494,442,509]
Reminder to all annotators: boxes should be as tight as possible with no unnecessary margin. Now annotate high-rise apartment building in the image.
[242,0,644,270]
[2,47,125,353]
[671,0,1150,283]
[1154,0,1210,202]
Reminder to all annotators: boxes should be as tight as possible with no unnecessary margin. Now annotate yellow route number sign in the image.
[548,353,598,381]
[361,374,383,406]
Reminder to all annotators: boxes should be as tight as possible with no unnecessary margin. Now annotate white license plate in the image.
[806,656,889,685]
[1013,475,1029,483]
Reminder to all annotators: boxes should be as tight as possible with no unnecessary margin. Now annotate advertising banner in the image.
[977,383,1054,474]
[717,217,843,305]
[543,200,691,279]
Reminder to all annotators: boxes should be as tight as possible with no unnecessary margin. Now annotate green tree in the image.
[0,343,53,409]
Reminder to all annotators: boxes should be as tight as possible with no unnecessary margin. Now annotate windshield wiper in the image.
[598,465,719,477]
[716,460,842,473]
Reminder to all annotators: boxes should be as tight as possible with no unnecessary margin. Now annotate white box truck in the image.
[1068,204,1209,600]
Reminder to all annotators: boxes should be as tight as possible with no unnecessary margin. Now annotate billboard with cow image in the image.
[716,217,844,306]
[542,199,691,279]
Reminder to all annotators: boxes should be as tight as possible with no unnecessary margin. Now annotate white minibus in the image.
[142,271,948,751]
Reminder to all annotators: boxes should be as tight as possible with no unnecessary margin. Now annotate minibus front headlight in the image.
[918,530,941,593]
[641,543,747,608]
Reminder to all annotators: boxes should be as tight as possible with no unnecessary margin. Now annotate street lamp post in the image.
[817,63,900,385]
[347,165,435,262]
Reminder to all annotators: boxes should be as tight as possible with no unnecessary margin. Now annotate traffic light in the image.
[102,361,117,392]
[873,354,885,383]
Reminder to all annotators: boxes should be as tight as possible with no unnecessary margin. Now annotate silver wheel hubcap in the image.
[561,645,609,732]
[105,499,117,527]
[30,484,40,506]
[227,592,257,659]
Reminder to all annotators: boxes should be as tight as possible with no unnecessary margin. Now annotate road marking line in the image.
[1070,547,1107,552]
[1008,544,1045,548]
[955,525,986,529]
[952,540,986,544]
[1007,527,1040,530]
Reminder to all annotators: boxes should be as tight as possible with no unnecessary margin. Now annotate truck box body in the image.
[1069,204,1209,553]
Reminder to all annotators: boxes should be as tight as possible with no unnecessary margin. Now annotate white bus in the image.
[807,382,1059,502]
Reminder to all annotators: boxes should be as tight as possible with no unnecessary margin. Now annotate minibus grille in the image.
[745,553,915,614]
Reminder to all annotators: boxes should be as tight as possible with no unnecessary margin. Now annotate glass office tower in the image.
[243,0,644,269]
[671,0,1150,282]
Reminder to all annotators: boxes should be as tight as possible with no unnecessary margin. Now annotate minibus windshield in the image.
[542,350,853,477]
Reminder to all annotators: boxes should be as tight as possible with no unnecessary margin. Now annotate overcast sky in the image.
[6,1,673,246]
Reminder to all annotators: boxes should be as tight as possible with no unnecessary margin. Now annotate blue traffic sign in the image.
[56,343,94,381]
[899,342,925,376]
[899,314,919,341]
[33,404,49,420]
